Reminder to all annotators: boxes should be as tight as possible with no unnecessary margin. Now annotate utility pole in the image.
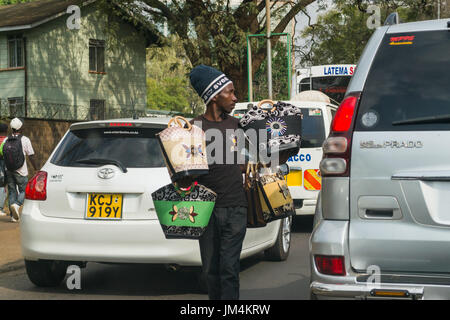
[266,0,273,100]
[438,0,441,19]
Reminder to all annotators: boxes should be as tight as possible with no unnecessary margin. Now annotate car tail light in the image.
[321,92,361,177]
[25,171,47,201]
[314,255,346,276]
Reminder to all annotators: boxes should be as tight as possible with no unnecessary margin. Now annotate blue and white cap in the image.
[189,64,232,105]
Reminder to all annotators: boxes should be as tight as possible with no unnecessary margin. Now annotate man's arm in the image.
[28,154,39,171]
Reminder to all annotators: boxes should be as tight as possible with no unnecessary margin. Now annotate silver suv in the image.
[310,18,450,299]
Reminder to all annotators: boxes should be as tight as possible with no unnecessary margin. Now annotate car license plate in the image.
[86,193,123,220]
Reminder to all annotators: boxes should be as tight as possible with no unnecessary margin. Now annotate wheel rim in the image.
[282,217,291,253]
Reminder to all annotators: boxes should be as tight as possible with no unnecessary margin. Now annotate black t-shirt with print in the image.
[190,114,247,208]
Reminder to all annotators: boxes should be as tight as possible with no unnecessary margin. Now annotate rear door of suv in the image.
[349,23,450,274]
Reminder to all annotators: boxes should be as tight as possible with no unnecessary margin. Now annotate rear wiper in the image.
[75,158,128,173]
[393,114,450,126]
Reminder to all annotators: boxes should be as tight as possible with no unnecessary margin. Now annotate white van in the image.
[232,91,337,215]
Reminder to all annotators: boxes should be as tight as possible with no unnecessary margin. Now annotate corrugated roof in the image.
[0,0,162,46]
[0,0,85,29]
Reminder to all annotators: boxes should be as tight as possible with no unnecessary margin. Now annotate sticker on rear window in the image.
[361,111,379,128]
[390,35,415,46]
[309,109,322,116]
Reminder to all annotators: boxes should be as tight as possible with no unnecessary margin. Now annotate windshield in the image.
[51,127,166,168]
[355,30,450,131]
[299,76,351,103]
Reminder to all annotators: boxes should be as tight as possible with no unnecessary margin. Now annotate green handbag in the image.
[151,181,217,239]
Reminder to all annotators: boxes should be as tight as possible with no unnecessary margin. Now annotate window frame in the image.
[89,39,106,73]
[7,35,24,68]
[8,97,24,118]
[89,99,105,121]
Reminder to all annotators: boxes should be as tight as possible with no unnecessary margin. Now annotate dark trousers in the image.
[199,206,247,300]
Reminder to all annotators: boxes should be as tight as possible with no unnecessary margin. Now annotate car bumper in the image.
[310,220,450,300]
[295,199,316,215]
[20,201,202,266]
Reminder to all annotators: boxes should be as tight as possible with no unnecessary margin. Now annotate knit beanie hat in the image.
[189,64,232,105]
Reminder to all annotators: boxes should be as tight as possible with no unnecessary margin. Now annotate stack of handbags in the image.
[239,100,303,157]
[245,163,295,228]
[153,116,216,239]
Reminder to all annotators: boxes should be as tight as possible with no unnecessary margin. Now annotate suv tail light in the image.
[25,171,47,201]
[320,92,361,177]
[314,255,346,276]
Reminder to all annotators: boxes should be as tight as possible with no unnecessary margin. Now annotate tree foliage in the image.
[114,0,316,102]
[146,35,204,115]
[296,0,447,67]
[0,0,34,4]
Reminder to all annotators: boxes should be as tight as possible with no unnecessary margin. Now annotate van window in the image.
[301,108,326,148]
[51,128,166,168]
[355,30,450,131]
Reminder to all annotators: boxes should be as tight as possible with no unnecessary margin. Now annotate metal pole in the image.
[266,0,273,100]
[247,36,253,102]
[438,0,441,19]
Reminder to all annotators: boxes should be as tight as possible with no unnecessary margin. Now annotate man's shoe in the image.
[0,210,7,217]
[10,204,20,221]
[10,216,18,223]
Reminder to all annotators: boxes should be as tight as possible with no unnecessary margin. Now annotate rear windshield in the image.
[355,30,450,131]
[51,127,166,168]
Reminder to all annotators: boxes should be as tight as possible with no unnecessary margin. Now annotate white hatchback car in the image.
[21,117,291,287]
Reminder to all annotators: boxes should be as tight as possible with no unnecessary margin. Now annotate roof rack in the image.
[384,12,400,26]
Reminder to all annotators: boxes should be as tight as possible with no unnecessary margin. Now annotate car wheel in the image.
[264,216,292,261]
[25,260,68,287]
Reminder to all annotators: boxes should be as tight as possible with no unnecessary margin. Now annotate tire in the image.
[264,216,292,261]
[25,260,68,287]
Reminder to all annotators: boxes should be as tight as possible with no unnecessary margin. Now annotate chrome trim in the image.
[311,281,424,300]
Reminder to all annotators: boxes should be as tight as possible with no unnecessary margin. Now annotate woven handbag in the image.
[239,100,303,156]
[151,181,217,239]
[257,165,295,223]
[156,116,208,182]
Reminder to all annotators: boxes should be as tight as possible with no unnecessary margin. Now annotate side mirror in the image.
[278,163,290,176]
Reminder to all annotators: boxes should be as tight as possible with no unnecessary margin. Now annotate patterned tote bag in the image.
[239,100,303,156]
[156,116,209,182]
[151,181,217,239]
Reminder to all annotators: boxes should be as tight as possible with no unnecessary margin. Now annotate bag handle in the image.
[257,99,277,113]
[168,116,192,131]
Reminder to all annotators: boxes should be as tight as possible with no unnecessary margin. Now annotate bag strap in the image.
[257,99,277,113]
[167,116,192,131]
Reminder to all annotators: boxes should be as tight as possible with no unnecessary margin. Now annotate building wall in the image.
[0,34,25,105]
[1,3,147,120]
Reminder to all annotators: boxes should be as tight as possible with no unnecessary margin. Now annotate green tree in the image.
[146,35,204,115]
[296,0,445,67]
[0,0,35,4]
[253,38,290,101]
[109,0,316,102]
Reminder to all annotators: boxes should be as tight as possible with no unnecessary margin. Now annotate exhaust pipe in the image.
[164,264,181,272]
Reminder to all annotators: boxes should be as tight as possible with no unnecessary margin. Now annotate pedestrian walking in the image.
[0,123,8,217]
[0,118,37,222]
[189,64,247,300]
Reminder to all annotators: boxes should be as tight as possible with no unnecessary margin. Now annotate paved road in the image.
[0,216,313,300]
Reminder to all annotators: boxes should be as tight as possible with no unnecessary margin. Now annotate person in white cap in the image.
[0,118,37,222]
